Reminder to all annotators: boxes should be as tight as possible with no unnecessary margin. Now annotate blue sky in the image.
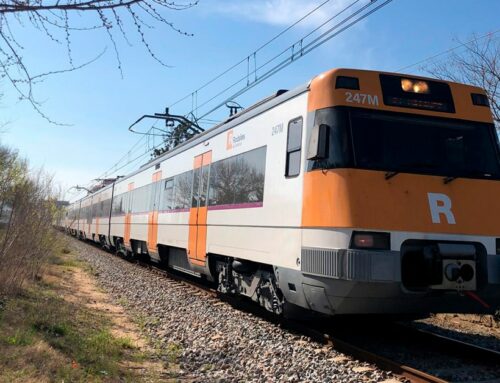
[0,0,499,200]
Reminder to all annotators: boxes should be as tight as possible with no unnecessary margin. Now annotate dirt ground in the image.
[0,243,172,383]
[51,254,169,379]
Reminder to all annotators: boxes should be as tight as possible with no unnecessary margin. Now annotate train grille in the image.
[301,247,399,282]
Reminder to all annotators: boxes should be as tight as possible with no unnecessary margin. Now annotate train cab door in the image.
[188,151,212,266]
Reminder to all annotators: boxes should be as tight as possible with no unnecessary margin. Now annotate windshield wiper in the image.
[384,171,399,180]
[443,176,457,184]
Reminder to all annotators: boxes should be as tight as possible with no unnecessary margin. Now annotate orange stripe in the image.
[188,207,198,260]
[193,155,203,169]
[152,170,162,182]
[147,211,159,252]
[124,213,131,244]
[302,169,500,236]
[196,206,208,261]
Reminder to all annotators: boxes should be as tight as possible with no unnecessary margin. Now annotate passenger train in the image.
[62,68,500,317]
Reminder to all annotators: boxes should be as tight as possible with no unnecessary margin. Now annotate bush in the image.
[0,143,59,296]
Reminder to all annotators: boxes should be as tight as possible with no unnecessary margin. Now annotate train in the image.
[61,68,500,318]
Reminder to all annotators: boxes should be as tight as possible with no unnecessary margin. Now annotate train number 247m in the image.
[345,91,379,106]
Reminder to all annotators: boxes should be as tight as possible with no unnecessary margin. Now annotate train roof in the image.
[70,79,310,205]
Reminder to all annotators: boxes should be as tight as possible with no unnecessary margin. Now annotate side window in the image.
[285,117,303,177]
[175,171,193,210]
[191,167,201,208]
[112,194,123,215]
[208,146,266,207]
[163,178,174,210]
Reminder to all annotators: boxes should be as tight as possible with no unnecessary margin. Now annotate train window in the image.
[112,194,124,215]
[173,170,193,210]
[101,198,111,217]
[199,165,210,208]
[149,181,161,211]
[124,192,131,214]
[131,184,153,214]
[161,179,174,210]
[87,204,92,224]
[285,117,303,177]
[208,146,266,207]
[191,167,201,208]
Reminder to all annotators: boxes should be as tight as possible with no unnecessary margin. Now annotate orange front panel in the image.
[147,211,159,252]
[124,213,132,244]
[308,68,493,124]
[302,169,500,236]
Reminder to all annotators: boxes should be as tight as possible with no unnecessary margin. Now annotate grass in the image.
[0,245,154,382]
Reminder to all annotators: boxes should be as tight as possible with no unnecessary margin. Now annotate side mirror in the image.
[307,124,329,160]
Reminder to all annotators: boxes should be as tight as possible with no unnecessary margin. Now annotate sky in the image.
[0,0,499,201]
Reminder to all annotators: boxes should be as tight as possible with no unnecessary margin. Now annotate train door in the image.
[188,151,212,265]
[148,171,162,254]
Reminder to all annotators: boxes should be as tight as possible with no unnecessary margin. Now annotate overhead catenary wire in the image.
[76,0,393,191]
[396,28,500,72]
[70,0,394,201]
[70,0,337,199]
[167,0,334,110]
[190,0,364,117]
[194,0,393,121]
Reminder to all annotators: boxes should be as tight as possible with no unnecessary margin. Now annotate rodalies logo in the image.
[226,129,245,150]
[427,192,456,224]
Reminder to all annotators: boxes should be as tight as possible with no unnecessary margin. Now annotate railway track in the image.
[83,238,500,383]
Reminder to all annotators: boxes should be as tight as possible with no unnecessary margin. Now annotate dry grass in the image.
[0,245,160,383]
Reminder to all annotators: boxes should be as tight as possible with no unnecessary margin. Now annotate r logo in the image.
[427,193,456,225]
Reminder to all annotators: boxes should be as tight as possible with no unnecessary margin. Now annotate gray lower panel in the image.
[301,247,401,282]
[168,247,191,270]
[277,265,500,316]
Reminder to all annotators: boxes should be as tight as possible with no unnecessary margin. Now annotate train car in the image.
[65,68,500,317]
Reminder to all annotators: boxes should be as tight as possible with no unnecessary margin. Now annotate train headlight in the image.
[401,78,430,94]
[351,231,390,251]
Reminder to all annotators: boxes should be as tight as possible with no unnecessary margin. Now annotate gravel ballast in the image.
[69,238,400,383]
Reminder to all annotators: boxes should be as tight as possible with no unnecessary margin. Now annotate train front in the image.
[291,68,500,316]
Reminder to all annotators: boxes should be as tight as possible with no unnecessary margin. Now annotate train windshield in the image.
[310,108,500,180]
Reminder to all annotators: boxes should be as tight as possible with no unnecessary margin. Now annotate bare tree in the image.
[424,34,500,136]
[0,143,60,295]
[152,121,197,158]
[0,1,197,122]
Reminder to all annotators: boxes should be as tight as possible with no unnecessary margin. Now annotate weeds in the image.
[0,252,148,382]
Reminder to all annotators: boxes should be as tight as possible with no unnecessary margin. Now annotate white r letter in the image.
[427,193,456,224]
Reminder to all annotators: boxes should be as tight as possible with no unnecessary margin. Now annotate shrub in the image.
[0,143,59,295]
